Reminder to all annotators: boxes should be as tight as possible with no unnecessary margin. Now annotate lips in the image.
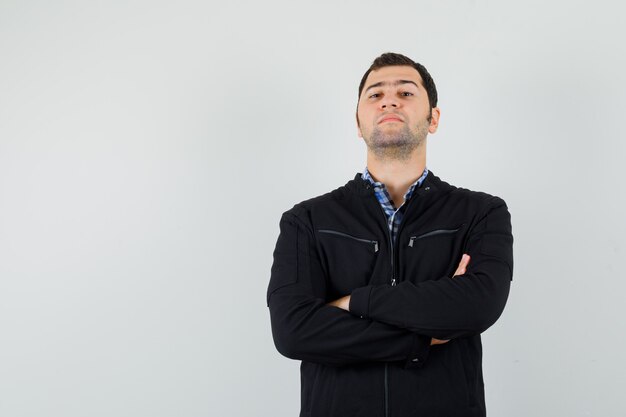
[378,114,404,124]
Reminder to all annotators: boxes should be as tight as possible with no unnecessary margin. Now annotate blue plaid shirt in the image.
[361,166,429,248]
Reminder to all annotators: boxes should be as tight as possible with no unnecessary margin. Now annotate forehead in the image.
[364,65,424,89]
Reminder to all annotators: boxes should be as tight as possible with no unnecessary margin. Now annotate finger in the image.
[458,255,470,271]
[453,254,470,278]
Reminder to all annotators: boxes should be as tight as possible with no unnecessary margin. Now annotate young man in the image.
[267,52,514,417]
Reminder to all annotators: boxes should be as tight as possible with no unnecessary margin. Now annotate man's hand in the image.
[327,295,350,311]
[326,254,471,345]
[453,253,471,278]
[432,254,471,346]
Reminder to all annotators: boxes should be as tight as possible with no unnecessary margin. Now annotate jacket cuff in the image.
[403,333,431,369]
[349,286,373,319]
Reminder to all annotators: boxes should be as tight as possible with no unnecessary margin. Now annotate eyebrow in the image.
[364,80,420,95]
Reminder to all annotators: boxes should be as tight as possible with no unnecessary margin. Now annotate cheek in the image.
[358,109,375,126]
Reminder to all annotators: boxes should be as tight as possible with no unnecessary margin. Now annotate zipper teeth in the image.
[370,182,431,416]
[317,229,379,251]
[371,205,394,284]
[384,364,389,417]
[366,182,405,417]
[373,197,394,417]
[411,227,460,239]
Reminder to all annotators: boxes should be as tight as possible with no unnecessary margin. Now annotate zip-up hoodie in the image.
[267,169,514,417]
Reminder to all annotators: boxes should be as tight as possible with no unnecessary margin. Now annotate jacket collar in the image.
[345,169,445,197]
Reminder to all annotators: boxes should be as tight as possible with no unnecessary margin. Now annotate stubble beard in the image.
[362,121,429,162]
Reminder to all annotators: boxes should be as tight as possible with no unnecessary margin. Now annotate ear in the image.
[428,107,441,134]
[356,114,363,138]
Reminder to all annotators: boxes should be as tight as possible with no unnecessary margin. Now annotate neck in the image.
[365,144,427,207]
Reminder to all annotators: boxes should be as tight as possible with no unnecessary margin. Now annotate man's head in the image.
[356,52,440,161]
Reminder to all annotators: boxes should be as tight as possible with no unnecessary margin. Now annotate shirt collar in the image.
[361,165,429,202]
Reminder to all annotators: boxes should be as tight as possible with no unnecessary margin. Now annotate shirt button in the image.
[412,358,419,362]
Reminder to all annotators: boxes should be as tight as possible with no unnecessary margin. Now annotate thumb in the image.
[452,254,471,278]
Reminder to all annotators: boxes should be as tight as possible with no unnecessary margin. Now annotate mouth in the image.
[378,115,404,124]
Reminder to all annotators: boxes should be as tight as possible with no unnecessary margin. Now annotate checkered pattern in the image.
[361,166,429,247]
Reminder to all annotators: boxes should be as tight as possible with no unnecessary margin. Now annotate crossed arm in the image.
[267,199,513,367]
[326,254,472,346]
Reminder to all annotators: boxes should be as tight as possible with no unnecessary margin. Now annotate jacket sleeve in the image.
[267,210,431,368]
[349,197,514,340]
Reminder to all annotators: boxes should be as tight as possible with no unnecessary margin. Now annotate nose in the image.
[379,94,399,109]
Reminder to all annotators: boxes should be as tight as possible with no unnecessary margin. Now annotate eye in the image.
[369,93,381,99]
[401,91,414,97]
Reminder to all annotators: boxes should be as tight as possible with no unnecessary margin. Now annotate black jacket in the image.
[267,170,514,417]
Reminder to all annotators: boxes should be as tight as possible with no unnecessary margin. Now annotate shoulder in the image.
[430,173,509,214]
[278,180,353,229]
[453,186,507,207]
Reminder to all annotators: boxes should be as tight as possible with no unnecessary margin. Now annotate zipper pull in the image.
[408,237,416,247]
[373,241,379,252]
[391,278,397,286]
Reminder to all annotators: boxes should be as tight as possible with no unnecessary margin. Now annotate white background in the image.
[1,1,624,416]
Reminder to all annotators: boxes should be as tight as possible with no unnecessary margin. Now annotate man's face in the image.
[356,65,440,160]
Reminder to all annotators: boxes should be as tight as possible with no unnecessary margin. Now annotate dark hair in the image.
[357,52,438,109]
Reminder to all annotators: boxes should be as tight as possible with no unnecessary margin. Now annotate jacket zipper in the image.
[407,227,461,247]
[317,229,379,252]
[371,201,395,417]
[370,185,424,417]
[365,180,429,417]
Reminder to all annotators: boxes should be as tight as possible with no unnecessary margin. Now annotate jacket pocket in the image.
[404,224,465,282]
[316,228,379,294]
[317,229,379,252]
[408,225,463,247]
